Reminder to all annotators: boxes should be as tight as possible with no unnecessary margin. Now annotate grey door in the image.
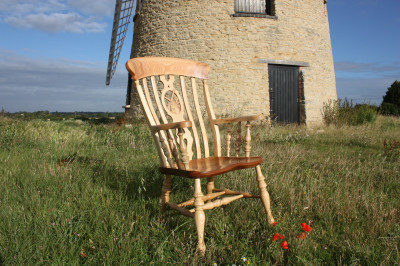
[268,65,300,124]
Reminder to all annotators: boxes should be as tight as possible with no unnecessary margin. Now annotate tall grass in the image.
[0,116,399,264]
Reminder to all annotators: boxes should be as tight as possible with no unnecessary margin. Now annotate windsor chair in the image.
[125,57,275,255]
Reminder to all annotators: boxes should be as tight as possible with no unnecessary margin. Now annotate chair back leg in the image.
[161,175,172,213]
[206,176,215,195]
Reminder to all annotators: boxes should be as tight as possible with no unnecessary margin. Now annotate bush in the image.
[380,102,399,116]
[380,80,400,116]
[322,99,377,126]
[354,104,377,125]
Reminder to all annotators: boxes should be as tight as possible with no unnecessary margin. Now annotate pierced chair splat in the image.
[125,56,275,255]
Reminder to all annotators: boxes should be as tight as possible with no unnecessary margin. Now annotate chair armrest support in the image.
[212,114,265,125]
[151,120,192,132]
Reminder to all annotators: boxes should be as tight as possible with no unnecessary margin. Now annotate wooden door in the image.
[268,65,300,124]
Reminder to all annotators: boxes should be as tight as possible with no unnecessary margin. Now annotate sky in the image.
[0,0,399,113]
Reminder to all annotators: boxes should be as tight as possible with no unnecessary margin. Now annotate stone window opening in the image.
[233,0,276,18]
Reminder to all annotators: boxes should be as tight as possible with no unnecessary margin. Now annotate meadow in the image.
[0,115,399,265]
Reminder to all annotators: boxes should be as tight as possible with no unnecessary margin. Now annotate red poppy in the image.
[301,223,312,232]
[272,221,277,227]
[298,232,306,239]
[281,241,289,249]
[272,233,284,241]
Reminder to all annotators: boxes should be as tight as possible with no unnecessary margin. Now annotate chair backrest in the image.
[126,57,222,168]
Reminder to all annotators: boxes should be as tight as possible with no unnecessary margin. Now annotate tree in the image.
[380,80,400,116]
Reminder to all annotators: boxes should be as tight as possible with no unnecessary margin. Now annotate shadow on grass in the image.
[58,152,164,201]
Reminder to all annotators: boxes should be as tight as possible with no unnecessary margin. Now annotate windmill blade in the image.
[106,0,135,85]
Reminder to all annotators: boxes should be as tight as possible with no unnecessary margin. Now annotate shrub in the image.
[380,80,400,116]
[380,102,399,116]
[322,99,339,126]
[354,104,378,125]
[322,99,377,126]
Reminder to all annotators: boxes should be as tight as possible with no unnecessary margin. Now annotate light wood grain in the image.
[159,134,174,168]
[192,77,210,158]
[190,195,243,212]
[166,202,194,218]
[134,80,168,167]
[213,188,260,198]
[177,191,225,207]
[194,178,206,255]
[244,121,252,157]
[159,156,263,178]
[161,175,172,212]
[206,177,215,195]
[180,76,202,158]
[204,80,221,157]
[212,114,266,125]
[151,120,192,132]
[126,57,210,80]
[256,165,275,224]
[235,122,242,157]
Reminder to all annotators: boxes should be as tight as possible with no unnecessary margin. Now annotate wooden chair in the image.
[125,57,275,255]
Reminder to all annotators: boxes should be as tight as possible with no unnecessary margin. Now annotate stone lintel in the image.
[258,59,310,67]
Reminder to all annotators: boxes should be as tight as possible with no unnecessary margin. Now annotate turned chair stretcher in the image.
[125,56,275,255]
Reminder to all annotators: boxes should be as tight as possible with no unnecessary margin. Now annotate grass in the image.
[0,115,399,264]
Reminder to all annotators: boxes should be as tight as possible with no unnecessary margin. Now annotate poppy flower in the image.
[272,221,277,227]
[301,223,312,232]
[281,241,289,249]
[298,232,306,239]
[272,233,284,241]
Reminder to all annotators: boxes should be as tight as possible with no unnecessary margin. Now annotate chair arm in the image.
[212,114,266,125]
[151,120,192,132]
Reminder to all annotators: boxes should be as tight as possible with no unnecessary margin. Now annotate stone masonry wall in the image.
[128,0,337,126]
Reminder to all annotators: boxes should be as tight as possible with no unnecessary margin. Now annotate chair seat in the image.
[159,156,263,178]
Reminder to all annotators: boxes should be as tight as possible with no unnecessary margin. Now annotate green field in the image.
[1,115,399,264]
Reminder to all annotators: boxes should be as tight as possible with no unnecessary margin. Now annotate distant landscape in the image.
[2,110,125,124]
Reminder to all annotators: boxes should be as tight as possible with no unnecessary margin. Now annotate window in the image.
[234,0,275,17]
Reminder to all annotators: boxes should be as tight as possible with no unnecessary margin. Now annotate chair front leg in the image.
[194,178,206,255]
[255,166,275,224]
[161,175,172,213]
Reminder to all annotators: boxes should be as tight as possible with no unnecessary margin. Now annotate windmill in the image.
[106,0,337,126]
[105,0,136,86]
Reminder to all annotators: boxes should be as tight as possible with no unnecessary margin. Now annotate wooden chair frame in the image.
[126,57,275,255]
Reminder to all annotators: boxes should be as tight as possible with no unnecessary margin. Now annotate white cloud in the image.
[0,49,127,112]
[335,61,400,73]
[68,0,115,16]
[5,12,106,33]
[0,0,117,33]
[0,0,66,16]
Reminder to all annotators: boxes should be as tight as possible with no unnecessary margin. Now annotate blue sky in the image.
[0,0,399,112]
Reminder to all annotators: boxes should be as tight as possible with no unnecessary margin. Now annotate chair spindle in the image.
[178,129,190,169]
[159,133,174,168]
[235,122,242,157]
[168,136,182,169]
[244,121,252,157]
[226,123,231,156]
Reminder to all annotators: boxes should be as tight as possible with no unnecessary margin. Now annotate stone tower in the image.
[125,0,337,126]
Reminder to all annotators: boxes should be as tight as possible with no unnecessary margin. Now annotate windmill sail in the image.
[106,0,135,85]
